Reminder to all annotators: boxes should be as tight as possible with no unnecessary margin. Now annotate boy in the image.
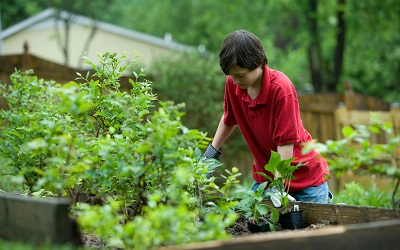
[204,30,331,205]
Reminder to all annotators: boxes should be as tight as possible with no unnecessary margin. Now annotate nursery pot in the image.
[279,211,305,230]
[247,219,271,233]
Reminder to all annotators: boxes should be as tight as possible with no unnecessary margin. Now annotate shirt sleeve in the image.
[223,79,238,126]
[273,85,300,146]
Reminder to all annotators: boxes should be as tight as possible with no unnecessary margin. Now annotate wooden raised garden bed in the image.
[1,193,399,249]
[0,192,81,246]
[162,201,400,250]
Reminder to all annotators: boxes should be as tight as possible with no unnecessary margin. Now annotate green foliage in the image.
[77,161,240,249]
[233,182,279,230]
[343,0,400,102]
[260,151,302,213]
[334,181,392,208]
[190,157,242,220]
[0,52,242,248]
[230,151,302,231]
[0,0,117,30]
[107,0,399,101]
[306,114,400,208]
[3,0,399,101]
[149,51,224,132]
[0,52,156,197]
[0,70,63,193]
[0,0,48,29]
[149,51,248,156]
[0,238,82,250]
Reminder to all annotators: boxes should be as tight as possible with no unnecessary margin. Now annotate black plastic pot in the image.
[279,211,305,230]
[247,219,271,233]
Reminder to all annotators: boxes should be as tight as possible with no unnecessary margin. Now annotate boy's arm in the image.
[203,115,236,160]
[277,143,294,160]
[276,143,294,178]
[211,115,236,149]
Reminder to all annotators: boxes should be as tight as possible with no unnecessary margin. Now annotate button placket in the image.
[248,101,258,118]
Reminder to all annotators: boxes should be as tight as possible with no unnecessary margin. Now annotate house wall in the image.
[2,23,177,69]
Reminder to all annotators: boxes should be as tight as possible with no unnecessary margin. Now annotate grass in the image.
[0,238,86,250]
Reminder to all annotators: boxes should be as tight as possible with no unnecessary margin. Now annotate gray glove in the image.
[203,143,222,178]
[264,186,296,207]
[203,143,222,160]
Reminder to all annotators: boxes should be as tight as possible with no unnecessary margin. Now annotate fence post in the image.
[334,102,348,140]
[344,81,355,110]
[390,103,400,136]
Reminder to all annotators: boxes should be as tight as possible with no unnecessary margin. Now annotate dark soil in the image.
[82,233,105,249]
[225,215,324,238]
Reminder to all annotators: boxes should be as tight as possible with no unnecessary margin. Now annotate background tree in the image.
[0,0,48,29]
[2,0,399,101]
[343,0,400,101]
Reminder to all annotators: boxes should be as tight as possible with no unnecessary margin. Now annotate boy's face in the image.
[228,66,263,89]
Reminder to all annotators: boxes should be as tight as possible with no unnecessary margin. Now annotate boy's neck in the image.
[247,70,263,100]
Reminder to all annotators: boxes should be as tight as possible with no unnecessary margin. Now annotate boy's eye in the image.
[236,74,244,78]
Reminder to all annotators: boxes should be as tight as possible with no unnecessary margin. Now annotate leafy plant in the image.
[231,151,302,231]
[233,181,279,230]
[0,69,66,194]
[260,151,302,214]
[149,51,248,160]
[334,181,392,208]
[190,151,242,220]
[305,114,400,209]
[0,52,243,249]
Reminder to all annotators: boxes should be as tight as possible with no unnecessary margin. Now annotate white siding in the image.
[3,22,178,69]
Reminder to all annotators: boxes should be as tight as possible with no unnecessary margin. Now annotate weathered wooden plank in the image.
[0,192,82,245]
[161,218,400,250]
[286,201,400,225]
[300,102,337,113]
[159,202,400,250]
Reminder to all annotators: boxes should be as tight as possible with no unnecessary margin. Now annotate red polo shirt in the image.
[223,65,330,192]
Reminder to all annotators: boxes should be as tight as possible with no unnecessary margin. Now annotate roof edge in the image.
[1,8,195,52]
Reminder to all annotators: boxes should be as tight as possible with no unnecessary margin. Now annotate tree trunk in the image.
[329,0,346,92]
[306,0,324,93]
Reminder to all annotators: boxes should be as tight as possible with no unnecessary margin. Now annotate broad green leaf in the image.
[342,126,354,138]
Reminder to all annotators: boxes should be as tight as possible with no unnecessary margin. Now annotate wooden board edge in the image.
[161,219,400,250]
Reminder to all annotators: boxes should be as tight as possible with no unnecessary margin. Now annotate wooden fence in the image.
[299,83,393,144]
[330,88,400,191]
[334,103,400,142]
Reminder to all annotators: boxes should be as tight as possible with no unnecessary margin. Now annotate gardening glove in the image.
[203,143,222,160]
[265,186,296,208]
[202,143,222,178]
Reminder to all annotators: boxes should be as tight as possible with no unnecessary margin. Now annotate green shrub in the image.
[304,113,400,208]
[334,181,392,208]
[0,52,241,249]
[149,51,248,158]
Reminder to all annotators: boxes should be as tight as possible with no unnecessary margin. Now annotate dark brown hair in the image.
[219,30,268,75]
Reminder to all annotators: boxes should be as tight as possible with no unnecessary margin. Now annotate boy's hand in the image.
[203,143,222,160]
[202,143,222,178]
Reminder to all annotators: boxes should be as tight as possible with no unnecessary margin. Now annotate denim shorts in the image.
[251,181,333,204]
